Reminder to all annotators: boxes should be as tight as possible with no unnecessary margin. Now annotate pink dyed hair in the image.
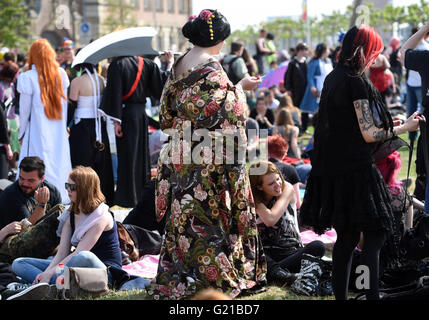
[376,151,403,195]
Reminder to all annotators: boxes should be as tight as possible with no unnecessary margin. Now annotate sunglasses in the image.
[65,182,76,191]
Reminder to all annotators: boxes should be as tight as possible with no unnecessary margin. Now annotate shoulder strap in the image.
[122,56,144,101]
[229,56,240,67]
[70,212,75,233]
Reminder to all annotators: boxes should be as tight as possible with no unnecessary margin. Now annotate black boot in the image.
[267,264,298,286]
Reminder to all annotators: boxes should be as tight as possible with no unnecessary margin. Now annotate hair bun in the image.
[182,20,197,40]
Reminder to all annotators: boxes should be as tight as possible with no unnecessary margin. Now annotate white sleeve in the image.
[17,73,32,140]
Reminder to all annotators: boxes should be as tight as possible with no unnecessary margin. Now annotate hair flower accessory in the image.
[199,9,216,41]
[188,15,197,21]
[199,10,213,22]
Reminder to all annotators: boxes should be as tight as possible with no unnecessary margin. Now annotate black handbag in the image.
[399,214,429,261]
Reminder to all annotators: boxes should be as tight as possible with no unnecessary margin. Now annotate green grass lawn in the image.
[95,127,417,301]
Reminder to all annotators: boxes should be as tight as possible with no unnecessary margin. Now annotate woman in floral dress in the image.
[147,9,267,299]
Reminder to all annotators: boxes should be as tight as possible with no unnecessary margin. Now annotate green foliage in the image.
[0,0,30,49]
[229,1,429,49]
[103,0,138,34]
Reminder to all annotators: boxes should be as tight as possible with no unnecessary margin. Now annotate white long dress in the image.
[17,65,71,204]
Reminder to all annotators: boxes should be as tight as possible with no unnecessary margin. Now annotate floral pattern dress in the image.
[147,56,267,299]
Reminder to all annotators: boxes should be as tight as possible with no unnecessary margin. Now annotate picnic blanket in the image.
[122,254,159,279]
[300,229,337,251]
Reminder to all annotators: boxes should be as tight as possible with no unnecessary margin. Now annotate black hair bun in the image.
[182,9,231,48]
[182,20,198,40]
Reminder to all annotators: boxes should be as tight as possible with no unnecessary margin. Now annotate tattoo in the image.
[354,99,392,142]
[354,100,373,131]
[373,130,389,141]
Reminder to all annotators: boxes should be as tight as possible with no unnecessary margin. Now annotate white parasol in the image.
[72,27,159,68]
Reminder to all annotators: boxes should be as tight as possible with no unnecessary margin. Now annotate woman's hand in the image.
[394,112,425,135]
[310,86,320,98]
[281,181,296,204]
[3,221,22,236]
[33,269,54,285]
[238,75,262,91]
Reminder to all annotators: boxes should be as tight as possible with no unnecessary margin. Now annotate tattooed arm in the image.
[354,99,422,143]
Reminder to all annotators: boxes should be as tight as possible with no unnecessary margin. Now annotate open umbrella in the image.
[72,27,159,68]
[259,61,289,89]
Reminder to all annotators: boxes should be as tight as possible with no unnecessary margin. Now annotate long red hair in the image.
[27,39,65,120]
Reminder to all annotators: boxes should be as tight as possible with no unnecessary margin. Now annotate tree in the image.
[0,0,30,48]
[103,0,138,34]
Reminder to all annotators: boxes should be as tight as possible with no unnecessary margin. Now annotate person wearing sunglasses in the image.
[11,166,125,290]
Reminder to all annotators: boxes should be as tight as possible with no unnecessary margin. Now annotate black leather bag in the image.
[122,224,162,256]
[399,214,429,261]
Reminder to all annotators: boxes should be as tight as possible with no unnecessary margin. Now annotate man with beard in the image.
[0,156,61,232]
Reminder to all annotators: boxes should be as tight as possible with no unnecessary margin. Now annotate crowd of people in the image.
[0,8,428,301]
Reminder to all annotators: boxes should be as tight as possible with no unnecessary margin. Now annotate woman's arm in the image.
[307,61,319,96]
[255,182,295,227]
[18,93,31,142]
[353,99,422,143]
[69,77,80,101]
[293,183,301,210]
[405,205,414,230]
[400,21,429,66]
[0,222,21,243]
[290,126,301,159]
[34,217,73,283]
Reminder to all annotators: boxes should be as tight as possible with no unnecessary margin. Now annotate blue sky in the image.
[192,0,422,31]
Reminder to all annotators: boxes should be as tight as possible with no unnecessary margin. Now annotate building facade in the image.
[25,0,192,51]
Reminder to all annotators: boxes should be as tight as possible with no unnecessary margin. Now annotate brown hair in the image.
[249,161,286,204]
[278,95,301,115]
[68,166,105,215]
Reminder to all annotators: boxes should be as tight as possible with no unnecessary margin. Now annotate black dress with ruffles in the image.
[300,65,394,235]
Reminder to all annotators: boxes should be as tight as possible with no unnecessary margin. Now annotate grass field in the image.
[95,127,418,301]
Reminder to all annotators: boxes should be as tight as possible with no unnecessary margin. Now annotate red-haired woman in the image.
[16,39,72,203]
[299,25,423,300]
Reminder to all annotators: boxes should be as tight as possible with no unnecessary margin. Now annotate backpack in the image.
[221,56,241,85]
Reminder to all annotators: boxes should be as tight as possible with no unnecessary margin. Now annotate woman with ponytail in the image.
[299,25,423,300]
[17,39,72,203]
[68,60,114,206]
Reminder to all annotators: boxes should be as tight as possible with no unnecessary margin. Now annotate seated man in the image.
[0,156,62,239]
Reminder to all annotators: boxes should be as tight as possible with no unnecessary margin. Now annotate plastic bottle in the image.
[55,263,65,290]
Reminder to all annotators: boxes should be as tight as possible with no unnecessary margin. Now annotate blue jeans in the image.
[295,163,312,185]
[12,251,107,285]
[406,84,422,142]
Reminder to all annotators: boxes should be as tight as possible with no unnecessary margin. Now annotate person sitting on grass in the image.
[11,166,127,292]
[249,161,325,290]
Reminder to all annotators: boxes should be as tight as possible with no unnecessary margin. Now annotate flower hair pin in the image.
[188,15,197,21]
[199,9,216,40]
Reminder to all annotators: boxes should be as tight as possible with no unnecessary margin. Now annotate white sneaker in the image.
[6,282,30,291]
[5,283,50,300]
